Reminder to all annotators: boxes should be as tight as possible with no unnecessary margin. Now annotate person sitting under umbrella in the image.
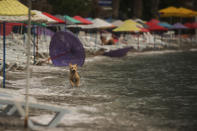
[100,35,115,45]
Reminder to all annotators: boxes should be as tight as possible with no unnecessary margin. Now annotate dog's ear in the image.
[69,63,72,67]
[74,64,78,69]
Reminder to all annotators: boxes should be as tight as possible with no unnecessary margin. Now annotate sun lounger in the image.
[0,89,69,129]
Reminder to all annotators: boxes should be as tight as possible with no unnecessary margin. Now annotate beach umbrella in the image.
[113,19,141,32]
[64,15,81,25]
[158,22,173,29]
[32,10,56,24]
[146,21,168,31]
[0,23,12,36]
[149,19,160,24]
[35,26,55,36]
[86,17,93,21]
[171,22,187,29]
[159,6,180,17]
[42,12,65,24]
[177,7,197,17]
[111,20,124,27]
[171,22,187,46]
[113,19,147,50]
[49,31,85,67]
[134,18,147,23]
[192,22,197,28]
[83,18,115,29]
[159,6,197,17]
[73,16,92,24]
[81,18,115,44]
[184,22,195,29]
[134,20,149,28]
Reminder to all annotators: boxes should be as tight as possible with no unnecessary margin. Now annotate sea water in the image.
[79,50,197,131]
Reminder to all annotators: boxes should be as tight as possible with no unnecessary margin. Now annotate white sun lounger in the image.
[0,89,69,129]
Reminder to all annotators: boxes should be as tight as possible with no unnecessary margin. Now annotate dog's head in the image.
[69,63,78,73]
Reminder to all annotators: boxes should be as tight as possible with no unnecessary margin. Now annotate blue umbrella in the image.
[49,31,85,67]
[158,22,173,29]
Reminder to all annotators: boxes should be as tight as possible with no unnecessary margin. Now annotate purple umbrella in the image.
[36,27,55,37]
[49,31,85,66]
[171,23,187,46]
[103,47,132,57]
[171,23,187,29]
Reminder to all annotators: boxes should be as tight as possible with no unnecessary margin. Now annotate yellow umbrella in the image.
[159,6,180,17]
[177,7,197,17]
[113,19,141,32]
[159,6,197,17]
[0,0,45,22]
[0,0,34,16]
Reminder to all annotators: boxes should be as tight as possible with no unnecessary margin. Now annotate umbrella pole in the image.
[95,31,97,46]
[178,29,181,47]
[33,26,36,64]
[195,16,197,43]
[153,33,155,48]
[137,33,139,50]
[20,24,23,34]
[0,23,2,40]
[3,22,6,88]
[24,0,31,128]
[36,26,39,57]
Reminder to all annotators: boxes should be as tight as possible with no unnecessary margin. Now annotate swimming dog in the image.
[69,63,80,87]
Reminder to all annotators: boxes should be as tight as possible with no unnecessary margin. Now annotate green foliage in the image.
[47,0,192,20]
[119,0,132,19]
[159,0,181,9]
[48,0,92,16]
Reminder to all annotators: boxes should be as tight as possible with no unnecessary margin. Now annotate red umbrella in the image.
[192,22,197,28]
[139,27,149,32]
[146,21,168,31]
[7,22,26,26]
[73,16,92,24]
[0,23,12,36]
[149,19,160,24]
[184,22,194,29]
[42,12,65,24]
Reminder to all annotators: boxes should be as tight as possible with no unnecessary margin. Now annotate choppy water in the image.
[79,51,197,131]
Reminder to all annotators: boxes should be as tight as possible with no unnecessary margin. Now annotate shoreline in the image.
[85,46,197,62]
[1,44,197,73]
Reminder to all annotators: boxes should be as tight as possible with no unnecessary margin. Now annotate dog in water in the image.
[69,63,80,87]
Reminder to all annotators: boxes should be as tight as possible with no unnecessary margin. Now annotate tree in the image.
[150,0,160,19]
[133,0,143,18]
[112,0,120,18]
[48,0,93,16]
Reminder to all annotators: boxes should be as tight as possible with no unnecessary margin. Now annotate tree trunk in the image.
[112,0,120,18]
[193,0,197,10]
[150,0,160,19]
[133,0,143,18]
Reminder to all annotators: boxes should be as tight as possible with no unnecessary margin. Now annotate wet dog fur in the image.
[69,63,80,87]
